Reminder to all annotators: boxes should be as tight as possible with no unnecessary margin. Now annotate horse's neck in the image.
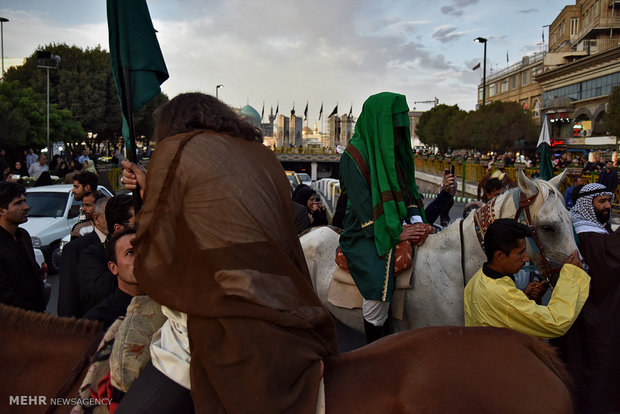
[494,188,519,219]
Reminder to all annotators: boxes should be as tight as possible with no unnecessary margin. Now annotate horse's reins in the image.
[459,188,562,288]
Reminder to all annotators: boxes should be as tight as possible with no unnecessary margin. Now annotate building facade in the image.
[339,114,354,147]
[538,0,620,149]
[277,114,290,147]
[476,53,545,121]
[476,0,620,154]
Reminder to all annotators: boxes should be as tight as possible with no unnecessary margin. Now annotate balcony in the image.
[570,38,620,54]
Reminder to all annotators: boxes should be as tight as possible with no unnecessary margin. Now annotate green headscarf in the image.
[345,92,424,256]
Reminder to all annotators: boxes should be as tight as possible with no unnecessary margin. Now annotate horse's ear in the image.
[517,170,538,197]
[547,169,567,189]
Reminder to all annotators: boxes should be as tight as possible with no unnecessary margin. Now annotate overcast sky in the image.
[1,0,563,129]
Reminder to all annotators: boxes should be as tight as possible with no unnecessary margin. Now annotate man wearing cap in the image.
[552,183,620,414]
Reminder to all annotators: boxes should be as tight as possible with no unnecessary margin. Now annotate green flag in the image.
[107,0,169,150]
[536,114,554,180]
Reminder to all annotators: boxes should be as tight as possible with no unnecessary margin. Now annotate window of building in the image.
[595,0,600,17]
[510,74,518,89]
[501,78,509,93]
[489,82,497,97]
[542,72,620,107]
[521,70,530,86]
[478,87,483,101]
[532,99,541,118]
[571,18,579,35]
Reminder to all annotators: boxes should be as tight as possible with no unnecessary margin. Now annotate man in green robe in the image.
[339,92,431,343]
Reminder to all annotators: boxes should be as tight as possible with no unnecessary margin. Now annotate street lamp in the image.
[0,17,8,80]
[37,51,61,157]
[474,37,487,106]
[216,84,223,99]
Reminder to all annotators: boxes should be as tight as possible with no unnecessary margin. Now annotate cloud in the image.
[518,8,538,14]
[432,25,465,43]
[441,0,479,17]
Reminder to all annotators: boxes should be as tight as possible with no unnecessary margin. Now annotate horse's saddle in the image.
[328,257,414,320]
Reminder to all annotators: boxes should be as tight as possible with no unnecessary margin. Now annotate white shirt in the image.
[150,307,191,389]
[28,163,49,179]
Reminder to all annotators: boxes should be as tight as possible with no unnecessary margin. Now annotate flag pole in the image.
[121,68,143,213]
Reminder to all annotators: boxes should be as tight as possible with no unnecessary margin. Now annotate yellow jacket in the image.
[464,263,590,339]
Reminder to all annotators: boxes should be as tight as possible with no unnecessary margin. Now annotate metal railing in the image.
[414,157,620,211]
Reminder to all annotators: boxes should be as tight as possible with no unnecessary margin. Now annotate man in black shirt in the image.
[0,182,45,311]
[84,227,142,328]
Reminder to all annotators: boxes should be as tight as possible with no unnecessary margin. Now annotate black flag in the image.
[304,102,308,120]
[318,102,323,120]
[348,104,352,118]
[261,102,264,121]
[472,62,481,71]
[275,103,279,116]
[328,104,338,117]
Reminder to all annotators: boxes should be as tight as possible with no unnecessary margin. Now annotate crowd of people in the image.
[0,90,619,413]
[0,147,128,186]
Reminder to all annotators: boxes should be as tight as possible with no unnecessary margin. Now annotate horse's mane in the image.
[496,177,563,218]
[0,304,103,338]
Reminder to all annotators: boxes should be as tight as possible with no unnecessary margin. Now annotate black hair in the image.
[34,171,53,187]
[105,194,134,235]
[72,161,83,171]
[153,93,262,143]
[292,184,316,206]
[83,190,106,202]
[484,177,504,194]
[74,172,98,191]
[106,226,136,263]
[0,181,26,209]
[483,218,532,262]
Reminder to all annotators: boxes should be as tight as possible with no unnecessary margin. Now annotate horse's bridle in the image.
[461,189,563,287]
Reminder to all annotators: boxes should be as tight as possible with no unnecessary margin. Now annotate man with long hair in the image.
[119,93,336,413]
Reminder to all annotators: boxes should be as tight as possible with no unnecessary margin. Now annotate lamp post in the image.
[37,51,60,157]
[0,17,8,80]
[474,37,487,106]
[216,84,223,99]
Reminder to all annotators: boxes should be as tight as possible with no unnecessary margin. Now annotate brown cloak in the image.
[551,226,620,414]
[133,130,338,413]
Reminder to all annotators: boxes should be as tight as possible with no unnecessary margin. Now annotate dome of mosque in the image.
[240,105,262,124]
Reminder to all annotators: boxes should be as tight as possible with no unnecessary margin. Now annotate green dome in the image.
[240,105,261,123]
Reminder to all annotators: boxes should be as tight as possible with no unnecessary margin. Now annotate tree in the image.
[451,101,538,152]
[604,85,620,138]
[3,43,167,153]
[0,81,84,149]
[134,92,169,149]
[415,104,467,152]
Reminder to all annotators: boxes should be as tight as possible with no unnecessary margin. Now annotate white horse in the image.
[301,170,575,333]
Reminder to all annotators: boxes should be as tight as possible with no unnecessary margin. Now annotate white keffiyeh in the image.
[571,183,614,234]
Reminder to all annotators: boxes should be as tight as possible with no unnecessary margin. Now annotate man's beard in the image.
[595,208,611,225]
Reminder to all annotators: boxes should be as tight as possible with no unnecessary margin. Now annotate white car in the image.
[20,184,113,273]
[296,172,312,187]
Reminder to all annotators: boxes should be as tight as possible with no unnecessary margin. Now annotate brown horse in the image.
[325,326,574,414]
[0,305,573,413]
[0,304,104,414]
